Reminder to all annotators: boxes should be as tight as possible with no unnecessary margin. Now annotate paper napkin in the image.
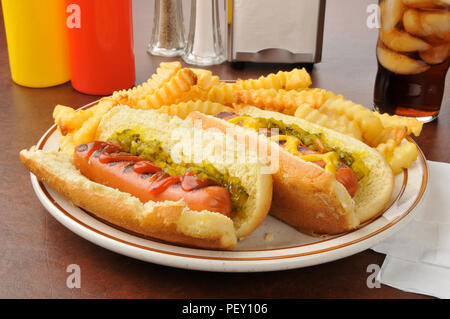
[372,161,450,298]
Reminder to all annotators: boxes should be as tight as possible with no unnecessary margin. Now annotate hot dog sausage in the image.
[73,141,232,217]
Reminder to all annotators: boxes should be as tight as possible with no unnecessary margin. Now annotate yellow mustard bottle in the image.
[2,0,70,87]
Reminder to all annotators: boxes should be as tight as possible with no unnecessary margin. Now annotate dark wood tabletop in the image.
[1,0,448,299]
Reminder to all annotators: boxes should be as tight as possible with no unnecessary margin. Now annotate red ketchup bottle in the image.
[66,0,135,95]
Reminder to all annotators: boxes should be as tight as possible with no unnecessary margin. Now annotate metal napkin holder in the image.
[226,0,326,64]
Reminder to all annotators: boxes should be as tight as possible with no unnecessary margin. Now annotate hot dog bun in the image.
[20,106,273,250]
[187,106,394,235]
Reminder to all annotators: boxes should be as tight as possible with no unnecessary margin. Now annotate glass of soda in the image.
[374,0,449,123]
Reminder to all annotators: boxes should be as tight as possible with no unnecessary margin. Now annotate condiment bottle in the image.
[2,0,71,88]
[148,0,185,57]
[66,0,135,95]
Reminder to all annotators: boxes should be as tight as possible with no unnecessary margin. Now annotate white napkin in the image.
[232,0,320,54]
[372,160,450,298]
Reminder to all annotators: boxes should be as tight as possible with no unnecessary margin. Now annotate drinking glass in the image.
[373,0,449,122]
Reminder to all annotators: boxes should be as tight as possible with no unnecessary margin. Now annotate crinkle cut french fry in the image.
[322,89,344,102]
[112,61,181,106]
[53,104,95,136]
[58,97,119,155]
[373,111,423,136]
[233,88,327,115]
[207,83,240,106]
[319,97,385,147]
[373,126,408,147]
[236,68,312,91]
[386,141,419,174]
[72,98,118,145]
[174,86,211,104]
[284,68,312,90]
[197,68,312,107]
[189,68,221,90]
[139,68,198,109]
[58,132,76,155]
[294,104,363,140]
[157,100,233,119]
[375,138,397,155]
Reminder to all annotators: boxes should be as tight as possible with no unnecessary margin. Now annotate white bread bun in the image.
[187,106,394,235]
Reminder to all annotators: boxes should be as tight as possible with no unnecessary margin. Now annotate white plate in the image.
[30,101,428,272]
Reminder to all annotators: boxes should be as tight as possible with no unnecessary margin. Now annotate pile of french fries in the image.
[53,61,423,174]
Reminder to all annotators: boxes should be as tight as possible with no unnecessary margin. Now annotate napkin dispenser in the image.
[227,0,326,63]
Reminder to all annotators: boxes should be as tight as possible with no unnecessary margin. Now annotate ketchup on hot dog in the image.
[73,141,232,217]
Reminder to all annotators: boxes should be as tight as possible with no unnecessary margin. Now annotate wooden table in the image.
[1,0,448,299]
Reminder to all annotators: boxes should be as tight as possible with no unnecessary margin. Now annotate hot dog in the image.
[73,141,232,217]
[20,106,273,250]
[187,106,394,235]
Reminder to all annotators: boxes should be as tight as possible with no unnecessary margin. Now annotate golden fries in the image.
[294,104,363,140]
[140,68,198,109]
[112,61,181,106]
[157,100,233,119]
[52,61,422,175]
[283,68,313,90]
[53,104,95,136]
[385,141,419,174]
[236,68,312,91]
[206,83,240,106]
[57,97,119,154]
[233,88,327,115]
[373,111,423,136]
[189,68,221,90]
[205,68,312,106]
[318,97,385,147]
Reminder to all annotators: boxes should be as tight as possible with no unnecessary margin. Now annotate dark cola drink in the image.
[374,58,449,119]
[374,0,449,122]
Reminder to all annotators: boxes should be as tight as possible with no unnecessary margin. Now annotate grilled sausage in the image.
[73,141,232,217]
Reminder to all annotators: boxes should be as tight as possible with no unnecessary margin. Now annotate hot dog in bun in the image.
[187,106,394,235]
[20,106,273,250]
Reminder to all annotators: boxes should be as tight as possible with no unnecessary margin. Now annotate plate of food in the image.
[20,62,428,272]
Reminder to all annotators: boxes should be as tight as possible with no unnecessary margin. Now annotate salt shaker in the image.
[148,0,185,57]
[182,0,226,66]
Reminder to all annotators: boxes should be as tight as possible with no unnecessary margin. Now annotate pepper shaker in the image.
[148,0,185,57]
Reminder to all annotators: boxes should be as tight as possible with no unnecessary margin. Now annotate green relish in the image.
[109,129,249,213]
